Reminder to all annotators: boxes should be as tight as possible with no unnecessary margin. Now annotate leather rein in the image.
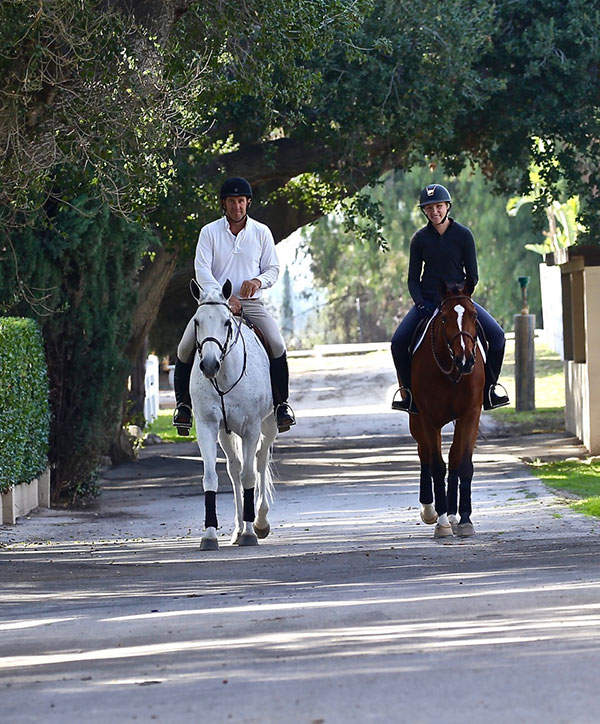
[194,300,247,434]
[430,295,478,382]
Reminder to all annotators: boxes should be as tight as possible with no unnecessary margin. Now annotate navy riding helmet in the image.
[418,183,452,208]
[220,177,253,199]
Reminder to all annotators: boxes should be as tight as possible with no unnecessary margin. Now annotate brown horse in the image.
[409,280,485,538]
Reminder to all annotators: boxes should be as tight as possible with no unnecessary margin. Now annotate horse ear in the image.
[439,279,450,297]
[190,278,202,302]
[222,279,232,300]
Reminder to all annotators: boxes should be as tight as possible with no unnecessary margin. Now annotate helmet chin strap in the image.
[421,202,452,225]
[222,198,251,228]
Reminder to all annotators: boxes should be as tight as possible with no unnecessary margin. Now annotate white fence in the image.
[144,354,160,424]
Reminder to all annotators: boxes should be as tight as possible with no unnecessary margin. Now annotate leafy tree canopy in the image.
[302,165,543,343]
[0,0,365,225]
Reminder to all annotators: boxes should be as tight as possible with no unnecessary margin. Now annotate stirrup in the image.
[275,402,296,432]
[391,387,418,414]
[484,383,509,410]
[173,404,193,435]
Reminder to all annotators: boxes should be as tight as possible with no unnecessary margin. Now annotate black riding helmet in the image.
[418,183,452,208]
[220,177,253,199]
[418,183,452,224]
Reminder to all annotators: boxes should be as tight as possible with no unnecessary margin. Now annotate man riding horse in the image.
[173,177,296,434]
[391,183,509,414]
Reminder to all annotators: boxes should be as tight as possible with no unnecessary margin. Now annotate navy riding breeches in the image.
[391,302,504,387]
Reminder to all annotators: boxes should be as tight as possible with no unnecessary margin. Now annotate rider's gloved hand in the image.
[417,302,436,320]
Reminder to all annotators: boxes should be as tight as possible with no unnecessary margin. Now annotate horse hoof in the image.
[238,533,259,547]
[420,504,438,525]
[254,523,270,539]
[448,514,459,534]
[200,537,219,551]
[434,523,454,538]
[456,522,475,537]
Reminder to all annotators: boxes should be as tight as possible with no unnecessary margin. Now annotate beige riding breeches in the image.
[177,298,286,363]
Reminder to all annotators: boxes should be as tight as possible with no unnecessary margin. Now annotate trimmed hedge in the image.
[0,318,50,493]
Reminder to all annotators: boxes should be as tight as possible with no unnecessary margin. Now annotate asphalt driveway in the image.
[1,352,598,724]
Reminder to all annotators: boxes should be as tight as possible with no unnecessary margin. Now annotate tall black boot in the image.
[173,357,193,435]
[269,353,296,432]
[484,344,509,410]
[390,343,418,413]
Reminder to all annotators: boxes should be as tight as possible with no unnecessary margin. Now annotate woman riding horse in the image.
[391,183,509,414]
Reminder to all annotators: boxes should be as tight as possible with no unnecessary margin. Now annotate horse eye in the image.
[224,319,232,329]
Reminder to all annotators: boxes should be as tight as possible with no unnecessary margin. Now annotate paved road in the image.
[1,353,599,723]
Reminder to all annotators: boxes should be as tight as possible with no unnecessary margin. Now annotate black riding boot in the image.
[484,345,510,410]
[173,357,193,435]
[270,353,296,432]
[391,346,418,414]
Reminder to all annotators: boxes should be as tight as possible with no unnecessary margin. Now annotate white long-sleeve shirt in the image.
[194,216,280,298]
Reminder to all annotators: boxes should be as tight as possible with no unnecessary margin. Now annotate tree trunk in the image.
[109,245,179,463]
[128,336,149,424]
[125,245,179,362]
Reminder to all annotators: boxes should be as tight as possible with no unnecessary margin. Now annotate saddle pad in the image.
[411,310,487,364]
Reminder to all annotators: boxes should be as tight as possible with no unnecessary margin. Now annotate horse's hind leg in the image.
[447,469,459,533]
[448,416,479,537]
[235,428,262,546]
[197,426,220,551]
[432,454,453,538]
[218,430,245,545]
[254,416,277,539]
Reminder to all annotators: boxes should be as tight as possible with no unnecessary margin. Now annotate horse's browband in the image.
[198,301,230,309]
[440,295,474,308]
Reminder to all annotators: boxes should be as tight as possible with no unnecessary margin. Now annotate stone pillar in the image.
[549,245,600,454]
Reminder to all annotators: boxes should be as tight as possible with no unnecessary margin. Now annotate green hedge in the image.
[0,318,50,493]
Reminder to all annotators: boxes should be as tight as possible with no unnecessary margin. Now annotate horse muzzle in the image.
[200,356,221,379]
[456,355,475,375]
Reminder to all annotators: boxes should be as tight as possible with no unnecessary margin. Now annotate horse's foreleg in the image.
[411,418,447,531]
[426,429,453,538]
[197,428,220,551]
[419,463,437,524]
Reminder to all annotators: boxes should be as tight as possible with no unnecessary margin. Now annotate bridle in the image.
[194,300,247,433]
[431,295,478,382]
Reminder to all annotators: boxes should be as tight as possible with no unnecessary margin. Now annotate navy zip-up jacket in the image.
[407,218,479,306]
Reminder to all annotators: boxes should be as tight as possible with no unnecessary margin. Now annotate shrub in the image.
[0,318,50,493]
[0,196,150,501]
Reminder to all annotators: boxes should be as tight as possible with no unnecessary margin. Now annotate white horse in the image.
[189,280,277,550]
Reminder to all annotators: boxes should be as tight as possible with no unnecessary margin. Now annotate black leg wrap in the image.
[204,490,217,529]
[447,471,459,516]
[243,487,255,522]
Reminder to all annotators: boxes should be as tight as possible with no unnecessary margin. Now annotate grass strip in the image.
[531,459,600,517]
